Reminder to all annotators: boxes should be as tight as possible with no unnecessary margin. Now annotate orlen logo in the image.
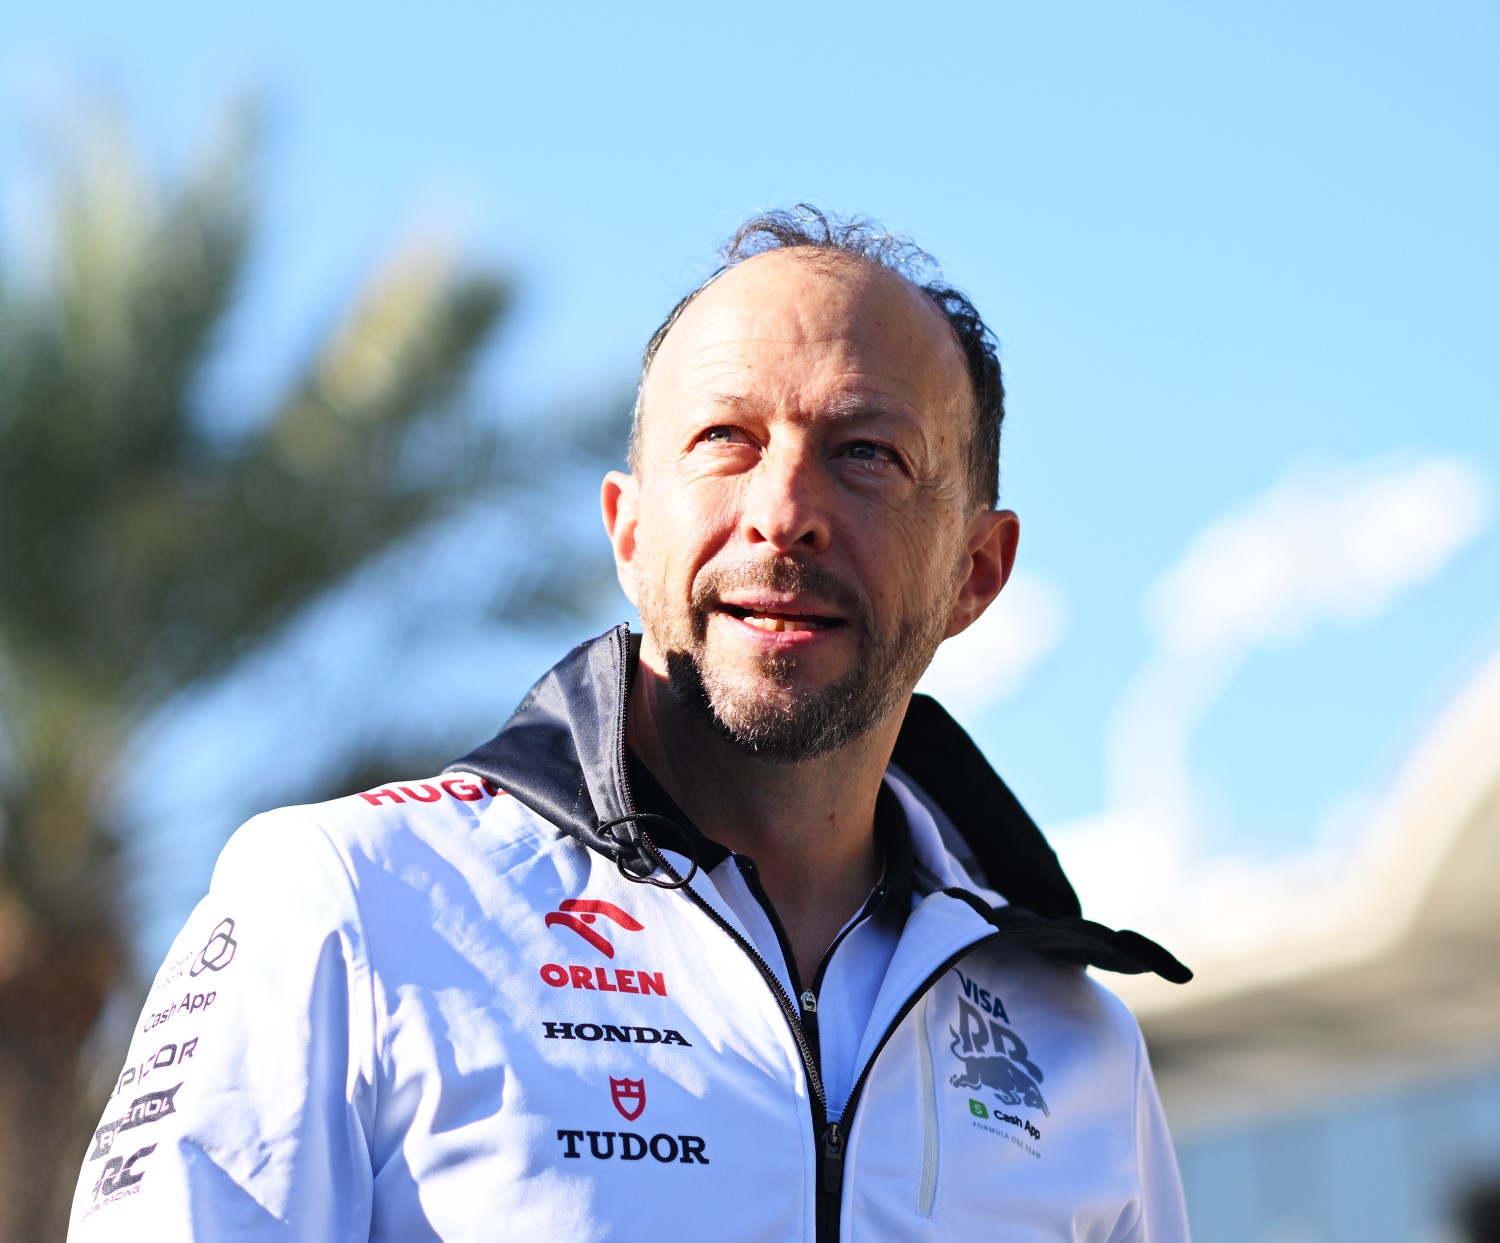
[539,898,667,996]
[544,899,643,958]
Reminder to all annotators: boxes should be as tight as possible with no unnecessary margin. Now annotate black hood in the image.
[447,625,1190,985]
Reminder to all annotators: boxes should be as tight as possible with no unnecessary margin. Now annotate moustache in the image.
[691,558,872,630]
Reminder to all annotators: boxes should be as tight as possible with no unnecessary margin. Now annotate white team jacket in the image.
[69,627,1192,1242]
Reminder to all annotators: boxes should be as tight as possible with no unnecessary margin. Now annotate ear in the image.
[601,470,641,606]
[944,508,1020,639]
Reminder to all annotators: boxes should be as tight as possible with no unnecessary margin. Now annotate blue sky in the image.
[4,1,1497,959]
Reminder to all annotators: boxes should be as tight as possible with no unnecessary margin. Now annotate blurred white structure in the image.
[1051,452,1493,953]
[1116,641,1500,1242]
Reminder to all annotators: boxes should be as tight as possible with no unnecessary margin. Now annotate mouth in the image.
[716,603,845,634]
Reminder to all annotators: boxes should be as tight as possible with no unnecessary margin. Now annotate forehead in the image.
[640,249,972,438]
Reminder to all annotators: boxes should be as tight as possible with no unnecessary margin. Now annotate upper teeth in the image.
[743,615,817,633]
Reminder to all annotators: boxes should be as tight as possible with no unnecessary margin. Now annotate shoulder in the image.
[930,937,1150,1155]
[960,931,1150,1062]
[221,771,564,881]
[210,771,600,955]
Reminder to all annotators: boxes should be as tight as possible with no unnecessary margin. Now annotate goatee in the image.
[641,557,952,763]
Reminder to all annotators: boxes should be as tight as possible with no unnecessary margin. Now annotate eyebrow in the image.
[821,393,914,424]
[707,391,915,424]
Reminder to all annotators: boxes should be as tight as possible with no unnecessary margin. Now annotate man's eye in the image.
[700,426,741,445]
[846,441,895,463]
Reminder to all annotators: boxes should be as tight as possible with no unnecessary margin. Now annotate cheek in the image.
[864,511,965,609]
[633,485,737,589]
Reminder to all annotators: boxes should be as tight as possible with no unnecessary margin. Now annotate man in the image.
[69,208,1192,1241]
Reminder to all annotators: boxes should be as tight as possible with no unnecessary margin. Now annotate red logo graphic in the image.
[545,899,644,959]
[610,1076,646,1122]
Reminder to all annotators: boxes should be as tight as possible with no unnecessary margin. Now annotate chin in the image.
[686,658,898,764]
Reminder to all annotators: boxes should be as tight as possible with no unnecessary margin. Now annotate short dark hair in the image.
[632,205,1004,508]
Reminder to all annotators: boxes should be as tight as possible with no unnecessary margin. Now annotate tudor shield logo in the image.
[610,1077,646,1122]
[545,899,644,958]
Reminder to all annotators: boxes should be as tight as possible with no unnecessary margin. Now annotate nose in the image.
[739,446,832,554]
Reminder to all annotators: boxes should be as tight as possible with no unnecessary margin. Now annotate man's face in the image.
[604,249,1016,761]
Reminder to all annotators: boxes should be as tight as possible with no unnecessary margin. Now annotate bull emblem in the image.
[948,998,1049,1116]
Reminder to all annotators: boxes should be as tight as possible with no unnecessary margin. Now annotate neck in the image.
[627,641,901,985]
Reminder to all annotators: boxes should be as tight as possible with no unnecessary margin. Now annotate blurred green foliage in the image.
[0,100,617,1240]
[0,103,514,910]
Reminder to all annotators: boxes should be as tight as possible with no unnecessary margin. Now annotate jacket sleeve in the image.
[66,810,378,1242]
[1113,1030,1192,1243]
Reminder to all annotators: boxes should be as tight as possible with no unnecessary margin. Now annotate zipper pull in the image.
[820,1122,846,1196]
[800,989,817,1014]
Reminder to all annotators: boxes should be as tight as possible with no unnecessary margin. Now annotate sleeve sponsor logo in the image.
[142,990,216,1034]
[146,949,195,998]
[81,1142,156,1220]
[190,917,237,976]
[90,1084,181,1159]
[545,899,644,958]
[359,779,502,806]
[948,993,1049,1121]
[112,1037,198,1099]
[146,915,238,998]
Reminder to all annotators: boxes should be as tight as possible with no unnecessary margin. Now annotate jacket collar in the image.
[628,745,918,919]
[447,624,1190,984]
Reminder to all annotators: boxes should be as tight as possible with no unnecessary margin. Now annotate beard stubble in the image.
[638,555,957,763]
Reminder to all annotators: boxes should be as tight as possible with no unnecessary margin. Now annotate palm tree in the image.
[0,104,616,1240]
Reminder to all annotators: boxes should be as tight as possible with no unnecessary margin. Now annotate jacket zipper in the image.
[810,932,1005,1237]
[736,857,888,1078]
[658,860,838,1236]
[610,627,1004,1240]
[618,776,1053,1233]
[629,836,1072,1236]
[733,860,889,1240]
[611,633,835,1234]
[643,842,1009,1239]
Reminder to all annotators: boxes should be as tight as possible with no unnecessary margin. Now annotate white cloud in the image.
[1148,454,1492,655]
[917,570,1068,717]
[1054,451,1494,944]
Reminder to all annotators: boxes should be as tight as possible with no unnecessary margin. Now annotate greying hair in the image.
[631,205,1004,508]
